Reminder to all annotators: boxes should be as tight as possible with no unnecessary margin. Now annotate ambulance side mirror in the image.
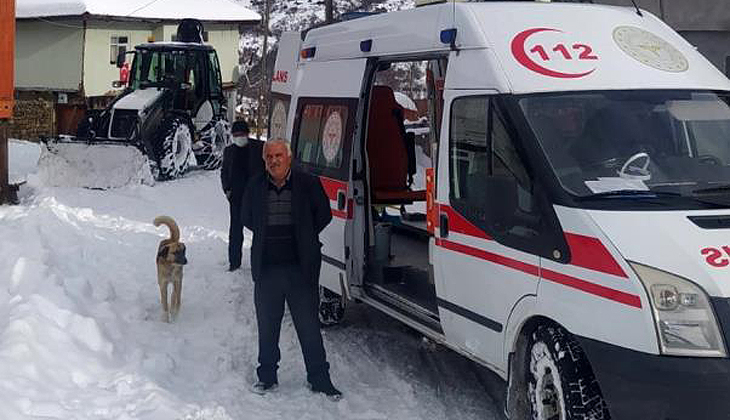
[484,176,518,234]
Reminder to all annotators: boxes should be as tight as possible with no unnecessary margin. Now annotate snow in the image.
[394,92,417,111]
[1,140,504,420]
[16,0,261,22]
[35,141,155,189]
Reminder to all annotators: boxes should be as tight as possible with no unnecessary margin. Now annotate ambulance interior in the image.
[363,59,444,323]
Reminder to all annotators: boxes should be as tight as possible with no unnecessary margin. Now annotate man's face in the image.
[264,142,291,182]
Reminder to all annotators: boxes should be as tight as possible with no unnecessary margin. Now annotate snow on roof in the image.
[17,0,261,22]
[394,91,417,111]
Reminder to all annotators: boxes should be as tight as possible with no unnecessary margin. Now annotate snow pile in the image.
[36,142,154,189]
[9,140,41,185]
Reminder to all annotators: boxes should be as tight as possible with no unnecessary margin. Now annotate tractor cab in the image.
[127,43,226,126]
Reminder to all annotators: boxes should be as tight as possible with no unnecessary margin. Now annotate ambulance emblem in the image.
[613,26,689,73]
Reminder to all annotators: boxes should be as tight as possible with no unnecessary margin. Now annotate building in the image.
[12,0,260,140]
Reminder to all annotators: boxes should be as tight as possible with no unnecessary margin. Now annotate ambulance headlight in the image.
[631,262,726,357]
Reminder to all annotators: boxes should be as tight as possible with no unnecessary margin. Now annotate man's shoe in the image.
[251,381,278,395]
[228,264,240,272]
[309,382,342,401]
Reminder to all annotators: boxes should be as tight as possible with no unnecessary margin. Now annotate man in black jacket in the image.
[221,120,264,271]
[242,138,341,399]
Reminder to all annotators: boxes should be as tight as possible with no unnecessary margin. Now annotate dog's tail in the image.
[154,215,180,243]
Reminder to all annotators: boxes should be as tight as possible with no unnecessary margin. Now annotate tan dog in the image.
[154,215,188,322]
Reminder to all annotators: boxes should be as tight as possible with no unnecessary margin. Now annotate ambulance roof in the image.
[303,2,730,93]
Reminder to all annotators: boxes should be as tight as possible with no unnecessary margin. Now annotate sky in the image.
[1,139,504,420]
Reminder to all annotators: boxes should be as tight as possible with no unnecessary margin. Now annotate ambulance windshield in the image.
[519,90,730,203]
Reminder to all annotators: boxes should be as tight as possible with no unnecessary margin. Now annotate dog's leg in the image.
[159,281,170,323]
[171,279,182,322]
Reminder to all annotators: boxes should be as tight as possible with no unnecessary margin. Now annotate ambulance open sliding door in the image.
[291,97,358,294]
[435,94,546,370]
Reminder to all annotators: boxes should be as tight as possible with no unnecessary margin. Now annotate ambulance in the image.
[269,1,730,418]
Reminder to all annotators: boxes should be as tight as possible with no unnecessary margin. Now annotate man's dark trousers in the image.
[228,195,244,269]
[255,264,329,385]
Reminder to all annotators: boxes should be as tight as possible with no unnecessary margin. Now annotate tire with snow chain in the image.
[154,117,195,180]
[318,286,345,327]
[527,325,611,420]
[199,121,230,170]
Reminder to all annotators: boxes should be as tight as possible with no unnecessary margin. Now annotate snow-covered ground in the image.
[1,140,505,420]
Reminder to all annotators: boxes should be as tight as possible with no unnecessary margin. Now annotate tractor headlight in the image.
[631,262,726,357]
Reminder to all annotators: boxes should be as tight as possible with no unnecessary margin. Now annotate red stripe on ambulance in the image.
[564,233,628,278]
[436,238,641,309]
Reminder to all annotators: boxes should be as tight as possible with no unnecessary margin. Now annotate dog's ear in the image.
[157,246,169,259]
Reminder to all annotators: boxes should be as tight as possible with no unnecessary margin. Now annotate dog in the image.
[154,215,188,322]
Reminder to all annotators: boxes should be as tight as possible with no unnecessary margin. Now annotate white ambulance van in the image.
[270,1,730,418]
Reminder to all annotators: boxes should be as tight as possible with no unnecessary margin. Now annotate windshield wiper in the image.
[576,189,681,201]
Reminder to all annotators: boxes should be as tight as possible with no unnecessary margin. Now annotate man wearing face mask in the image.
[221,120,264,271]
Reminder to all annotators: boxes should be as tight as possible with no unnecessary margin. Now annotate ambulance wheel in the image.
[527,325,610,420]
[318,286,345,327]
[155,117,195,180]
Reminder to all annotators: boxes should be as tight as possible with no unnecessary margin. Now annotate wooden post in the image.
[0,0,15,205]
[325,0,334,24]
[0,121,8,204]
[257,0,270,140]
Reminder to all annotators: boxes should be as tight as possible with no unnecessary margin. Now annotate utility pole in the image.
[257,0,270,140]
[0,0,15,205]
[325,0,334,24]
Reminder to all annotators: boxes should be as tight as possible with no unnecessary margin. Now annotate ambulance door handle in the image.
[337,190,346,211]
[440,214,449,238]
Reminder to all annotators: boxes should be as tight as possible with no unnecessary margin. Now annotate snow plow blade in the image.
[37,136,154,189]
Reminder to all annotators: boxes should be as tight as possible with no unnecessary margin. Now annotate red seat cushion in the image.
[367,86,424,204]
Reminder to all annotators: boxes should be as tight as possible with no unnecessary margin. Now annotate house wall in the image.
[15,19,84,91]
[84,20,157,97]
[206,24,242,86]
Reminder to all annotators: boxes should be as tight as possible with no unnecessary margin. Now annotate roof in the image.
[16,0,261,22]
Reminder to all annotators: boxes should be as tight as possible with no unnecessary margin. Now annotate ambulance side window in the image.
[292,97,357,180]
[450,96,563,259]
[449,96,489,230]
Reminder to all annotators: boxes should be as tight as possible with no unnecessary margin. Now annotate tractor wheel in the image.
[155,117,195,180]
[199,120,230,170]
[318,286,345,327]
[527,325,610,420]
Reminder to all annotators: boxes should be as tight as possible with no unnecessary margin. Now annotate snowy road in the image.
[0,140,506,419]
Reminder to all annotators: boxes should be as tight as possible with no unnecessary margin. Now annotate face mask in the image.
[232,136,248,147]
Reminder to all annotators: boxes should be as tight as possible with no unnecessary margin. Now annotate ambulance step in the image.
[365,283,442,334]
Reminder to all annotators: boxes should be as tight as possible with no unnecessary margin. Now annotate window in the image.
[208,52,222,98]
[449,96,551,252]
[449,96,488,225]
[269,94,290,142]
[293,98,357,180]
[110,35,129,65]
